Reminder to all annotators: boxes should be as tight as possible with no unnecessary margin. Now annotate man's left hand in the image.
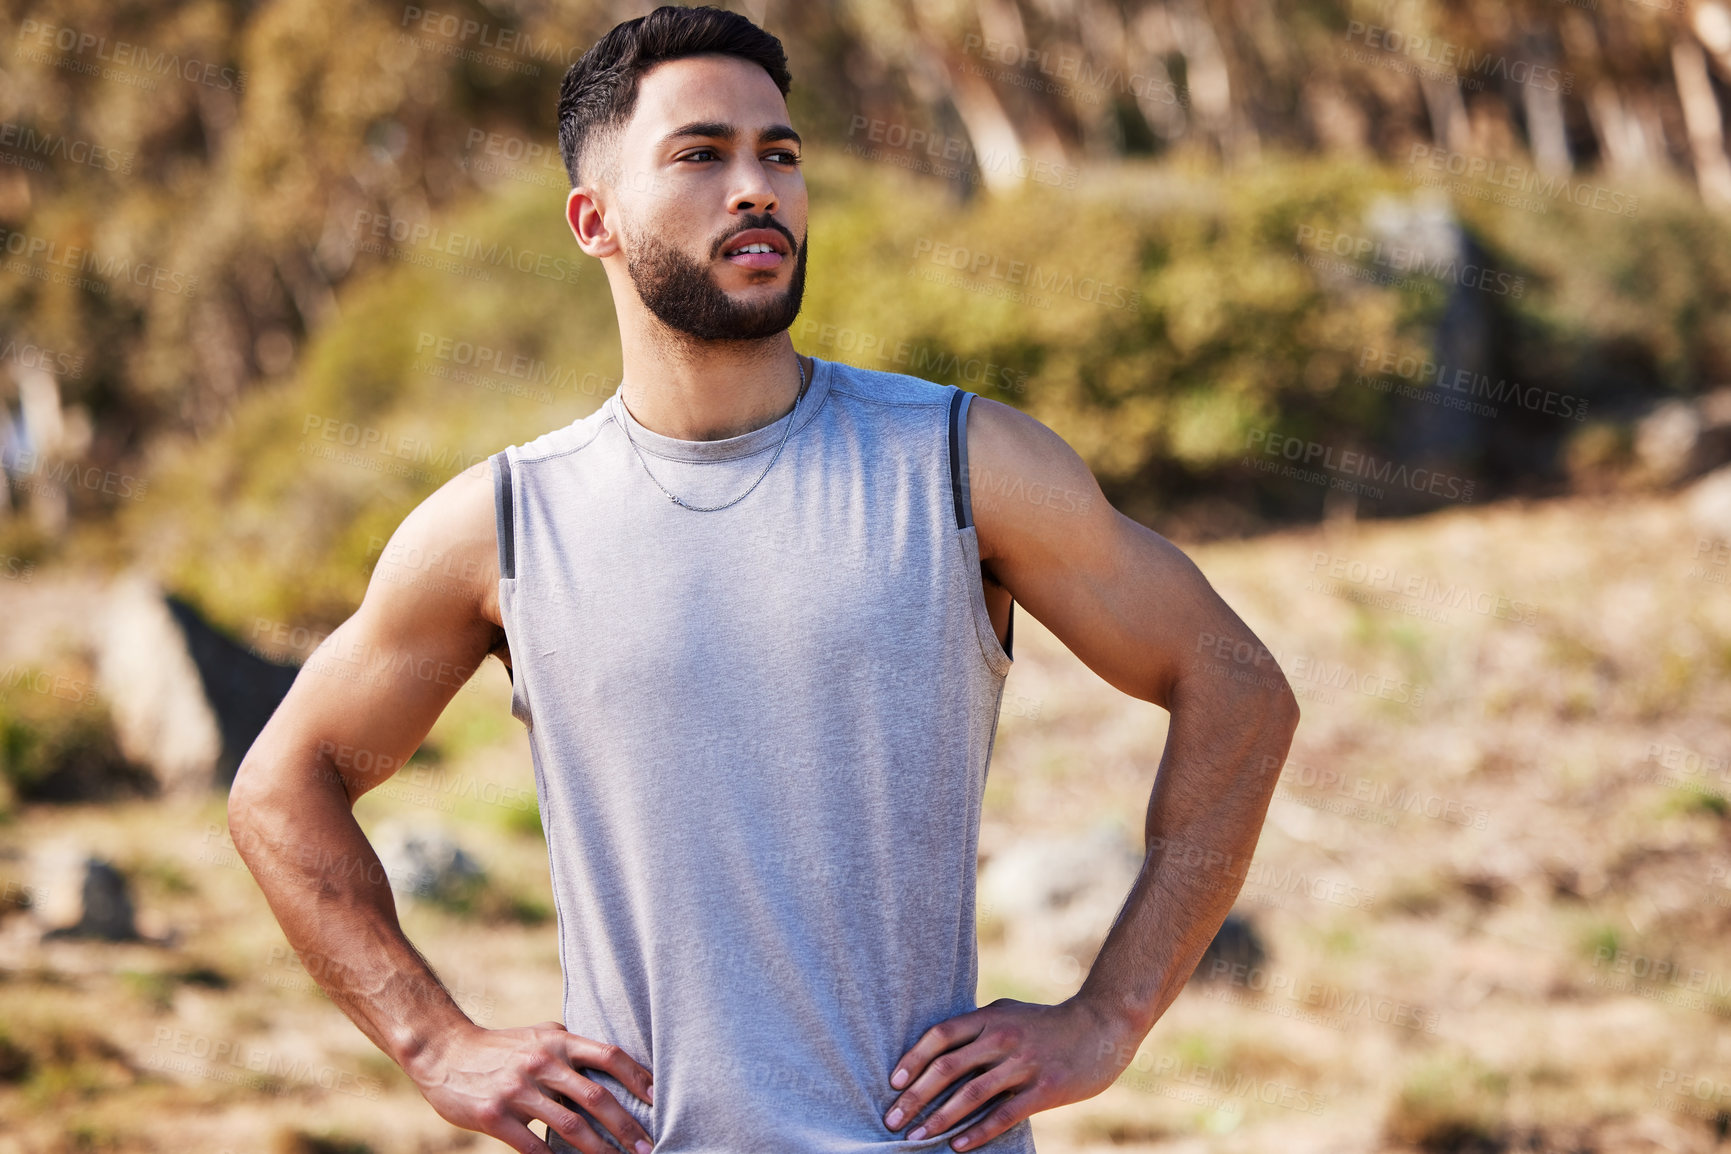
[882,996,1134,1150]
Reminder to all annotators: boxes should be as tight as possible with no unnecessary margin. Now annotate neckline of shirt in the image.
[605,355,833,464]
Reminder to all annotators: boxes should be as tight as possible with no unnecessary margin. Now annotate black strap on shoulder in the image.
[491,450,516,686]
[948,387,971,530]
[492,450,515,580]
[949,387,1015,660]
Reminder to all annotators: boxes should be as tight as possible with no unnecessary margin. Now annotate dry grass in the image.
[3,480,1730,1151]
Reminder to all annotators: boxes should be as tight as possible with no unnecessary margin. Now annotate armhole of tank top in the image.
[492,449,516,583]
[491,449,531,726]
[948,387,1014,672]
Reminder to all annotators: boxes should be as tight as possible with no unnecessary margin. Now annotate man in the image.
[229,6,1299,1154]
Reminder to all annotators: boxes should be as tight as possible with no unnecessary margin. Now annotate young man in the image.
[229,6,1299,1154]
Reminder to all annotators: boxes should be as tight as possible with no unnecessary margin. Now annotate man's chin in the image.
[647,302,802,343]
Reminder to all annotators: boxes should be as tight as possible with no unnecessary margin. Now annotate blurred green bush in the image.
[122,152,1731,638]
[0,663,149,808]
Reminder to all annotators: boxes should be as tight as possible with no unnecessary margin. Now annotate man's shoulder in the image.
[819,356,957,410]
[506,401,614,466]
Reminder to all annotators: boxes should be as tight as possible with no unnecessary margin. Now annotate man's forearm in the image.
[228,750,474,1073]
[1073,667,1299,1050]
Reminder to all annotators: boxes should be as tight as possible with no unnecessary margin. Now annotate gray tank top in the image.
[491,355,1033,1153]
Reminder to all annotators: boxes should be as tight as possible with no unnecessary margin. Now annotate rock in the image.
[978,823,1143,920]
[94,575,224,797]
[94,572,300,795]
[372,822,486,904]
[1636,389,1731,485]
[978,823,1144,967]
[162,593,301,787]
[1686,461,1731,540]
[1191,912,1268,983]
[30,839,138,941]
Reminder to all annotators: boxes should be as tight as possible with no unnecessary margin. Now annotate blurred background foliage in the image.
[1,0,1730,635]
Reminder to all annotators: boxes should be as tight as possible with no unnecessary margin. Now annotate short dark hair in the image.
[557,5,792,188]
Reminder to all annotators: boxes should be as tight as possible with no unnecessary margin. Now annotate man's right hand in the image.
[407,1020,657,1154]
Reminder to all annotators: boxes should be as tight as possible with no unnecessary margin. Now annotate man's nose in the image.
[727,158,778,215]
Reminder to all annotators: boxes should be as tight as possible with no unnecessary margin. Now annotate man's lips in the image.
[720,228,791,270]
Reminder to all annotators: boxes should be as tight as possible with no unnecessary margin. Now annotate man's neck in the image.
[617,328,807,443]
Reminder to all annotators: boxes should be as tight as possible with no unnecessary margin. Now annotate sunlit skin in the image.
[228,49,1300,1154]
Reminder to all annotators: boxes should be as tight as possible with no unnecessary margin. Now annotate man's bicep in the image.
[244,470,503,803]
[967,397,1264,709]
[284,609,490,801]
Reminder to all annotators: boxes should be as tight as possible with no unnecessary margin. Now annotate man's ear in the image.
[568,186,618,258]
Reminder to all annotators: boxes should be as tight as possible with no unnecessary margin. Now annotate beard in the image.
[625,215,807,342]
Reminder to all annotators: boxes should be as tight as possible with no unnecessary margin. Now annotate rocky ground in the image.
[2,467,1730,1153]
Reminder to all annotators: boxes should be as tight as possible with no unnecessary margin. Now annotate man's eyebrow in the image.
[660,122,803,148]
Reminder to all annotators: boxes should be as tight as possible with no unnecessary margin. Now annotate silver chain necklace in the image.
[618,355,808,512]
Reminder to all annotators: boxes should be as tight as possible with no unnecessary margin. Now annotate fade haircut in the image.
[557,5,793,189]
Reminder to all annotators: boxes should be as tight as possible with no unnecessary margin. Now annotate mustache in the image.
[711,213,800,258]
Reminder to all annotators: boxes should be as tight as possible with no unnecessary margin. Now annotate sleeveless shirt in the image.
[490,355,1034,1153]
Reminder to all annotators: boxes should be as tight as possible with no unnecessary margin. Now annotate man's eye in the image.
[768,151,801,165]
[682,149,719,162]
